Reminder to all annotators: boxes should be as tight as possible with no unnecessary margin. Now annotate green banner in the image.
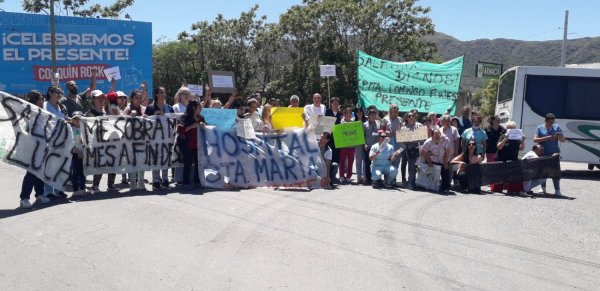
[333,121,365,148]
[357,51,464,115]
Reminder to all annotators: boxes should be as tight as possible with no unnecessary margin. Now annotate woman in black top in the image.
[496,121,526,195]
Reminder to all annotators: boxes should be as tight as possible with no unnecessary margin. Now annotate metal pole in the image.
[327,76,331,106]
[560,10,569,67]
[49,0,58,80]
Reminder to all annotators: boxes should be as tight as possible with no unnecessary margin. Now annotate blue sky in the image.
[2,0,599,42]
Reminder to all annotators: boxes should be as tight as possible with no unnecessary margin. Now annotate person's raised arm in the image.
[83,68,98,98]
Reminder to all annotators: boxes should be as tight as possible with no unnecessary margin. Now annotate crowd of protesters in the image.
[15,73,566,209]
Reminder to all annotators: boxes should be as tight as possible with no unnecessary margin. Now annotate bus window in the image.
[497,70,515,103]
[525,75,600,121]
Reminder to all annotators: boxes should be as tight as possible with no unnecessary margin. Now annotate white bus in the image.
[495,66,600,168]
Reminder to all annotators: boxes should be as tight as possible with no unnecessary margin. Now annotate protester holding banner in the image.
[325,97,342,182]
[70,111,88,197]
[495,121,526,195]
[177,100,205,190]
[382,103,403,185]
[123,90,148,191]
[533,113,565,196]
[400,112,424,190]
[43,86,69,198]
[116,91,128,113]
[245,98,261,130]
[289,95,300,107]
[421,127,452,193]
[353,107,367,184]
[362,108,382,185]
[369,131,400,188]
[461,115,487,158]
[522,145,547,193]
[172,86,190,114]
[451,140,484,194]
[19,91,48,208]
[86,90,118,193]
[337,107,356,184]
[146,86,175,189]
[318,132,337,189]
[62,69,97,117]
[258,104,275,133]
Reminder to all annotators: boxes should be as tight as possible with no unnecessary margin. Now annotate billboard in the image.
[0,12,152,95]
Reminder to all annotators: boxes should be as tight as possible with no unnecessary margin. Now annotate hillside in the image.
[428,33,600,90]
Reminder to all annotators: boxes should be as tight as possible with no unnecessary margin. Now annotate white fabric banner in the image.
[0,91,74,190]
[80,113,182,175]
[198,127,326,189]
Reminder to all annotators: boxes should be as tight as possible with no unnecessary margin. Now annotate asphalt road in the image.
[1,161,599,290]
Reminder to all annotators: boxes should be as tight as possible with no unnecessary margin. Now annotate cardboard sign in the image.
[236,118,256,139]
[188,84,203,96]
[507,129,523,140]
[202,108,236,129]
[310,116,337,136]
[332,121,365,148]
[209,70,235,93]
[320,65,336,77]
[271,107,304,130]
[396,126,428,143]
[103,66,121,81]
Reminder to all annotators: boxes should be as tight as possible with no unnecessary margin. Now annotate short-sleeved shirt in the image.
[422,136,451,163]
[382,116,403,147]
[173,102,187,113]
[363,120,382,148]
[304,104,326,121]
[442,126,460,154]
[522,150,539,160]
[370,142,395,167]
[320,146,333,161]
[61,93,87,117]
[457,116,472,135]
[462,127,488,154]
[536,124,562,155]
[44,101,67,120]
[485,126,506,153]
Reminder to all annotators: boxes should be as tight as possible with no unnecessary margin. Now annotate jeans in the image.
[524,179,545,192]
[407,156,418,187]
[152,169,169,183]
[71,155,86,191]
[371,164,398,185]
[363,147,372,182]
[183,147,200,185]
[20,171,44,200]
[129,171,145,188]
[541,178,560,191]
[354,145,365,179]
[400,151,408,182]
[433,162,451,191]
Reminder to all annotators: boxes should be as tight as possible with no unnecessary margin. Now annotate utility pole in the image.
[50,0,58,84]
[560,10,569,67]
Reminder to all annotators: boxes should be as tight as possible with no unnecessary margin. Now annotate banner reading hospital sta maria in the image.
[0,12,152,95]
[357,51,464,115]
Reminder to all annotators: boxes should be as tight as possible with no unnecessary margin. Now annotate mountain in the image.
[428,32,600,90]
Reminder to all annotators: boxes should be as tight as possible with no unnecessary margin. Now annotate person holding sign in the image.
[43,86,69,199]
[62,68,97,117]
[246,98,261,131]
[86,90,118,193]
[123,90,148,191]
[369,131,400,188]
[289,95,300,107]
[533,113,565,197]
[338,106,356,184]
[495,121,526,195]
[318,132,338,189]
[303,93,326,124]
[177,100,206,190]
[146,86,174,190]
[353,107,367,184]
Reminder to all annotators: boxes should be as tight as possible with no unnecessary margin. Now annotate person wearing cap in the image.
[116,91,128,112]
[62,68,98,117]
[369,130,400,188]
[69,111,89,197]
[533,113,565,196]
[362,107,382,185]
[86,90,118,192]
[19,91,49,208]
[146,86,174,190]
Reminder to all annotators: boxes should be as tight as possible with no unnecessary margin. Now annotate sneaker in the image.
[537,187,547,194]
[107,184,119,191]
[71,190,85,197]
[91,186,101,193]
[555,190,563,197]
[49,191,67,198]
[35,195,51,204]
[20,199,33,209]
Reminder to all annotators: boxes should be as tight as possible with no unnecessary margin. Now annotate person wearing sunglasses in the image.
[369,131,400,188]
[451,140,484,194]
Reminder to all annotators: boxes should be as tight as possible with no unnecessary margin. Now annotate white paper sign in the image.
[507,129,523,140]
[237,118,257,139]
[310,116,337,135]
[103,66,121,81]
[212,75,234,88]
[188,84,203,96]
[320,65,336,77]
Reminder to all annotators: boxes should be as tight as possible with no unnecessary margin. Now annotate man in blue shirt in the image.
[533,113,565,196]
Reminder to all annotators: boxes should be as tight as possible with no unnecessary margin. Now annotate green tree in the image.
[21,0,134,18]
[152,38,202,102]
[478,78,499,118]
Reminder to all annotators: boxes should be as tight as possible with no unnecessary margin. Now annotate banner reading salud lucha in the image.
[357,51,464,115]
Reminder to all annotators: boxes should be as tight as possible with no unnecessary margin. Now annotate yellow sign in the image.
[271,107,304,129]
